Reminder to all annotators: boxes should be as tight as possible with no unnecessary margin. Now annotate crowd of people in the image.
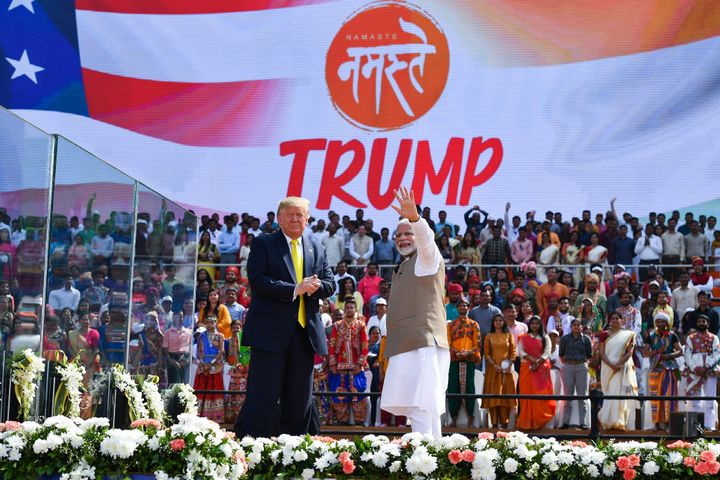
[2,199,720,432]
[190,203,720,432]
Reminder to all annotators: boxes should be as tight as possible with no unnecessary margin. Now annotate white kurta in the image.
[380,218,450,428]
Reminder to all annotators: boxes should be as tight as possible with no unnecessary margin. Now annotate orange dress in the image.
[481,332,517,410]
[516,333,556,430]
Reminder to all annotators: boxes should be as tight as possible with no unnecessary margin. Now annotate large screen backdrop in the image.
[3,0,720,225]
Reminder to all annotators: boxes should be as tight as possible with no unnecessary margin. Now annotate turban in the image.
[447,283,463,294]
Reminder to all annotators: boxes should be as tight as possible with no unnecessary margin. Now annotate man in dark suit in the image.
[235,197,335,437]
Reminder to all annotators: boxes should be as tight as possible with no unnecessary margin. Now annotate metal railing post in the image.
[589,389,602,441]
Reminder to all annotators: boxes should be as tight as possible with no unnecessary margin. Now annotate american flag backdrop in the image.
[3,0,720,222]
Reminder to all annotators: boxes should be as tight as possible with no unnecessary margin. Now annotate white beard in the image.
[398,245,417,257]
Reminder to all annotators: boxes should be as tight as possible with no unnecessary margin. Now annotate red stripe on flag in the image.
[75,0,334,14]
[82,68,289,147]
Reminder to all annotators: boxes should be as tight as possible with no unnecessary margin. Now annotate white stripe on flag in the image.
[76,1,357,83]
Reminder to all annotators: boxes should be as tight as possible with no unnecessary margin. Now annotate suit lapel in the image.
[302,234,314,278]
[275,231,298,284]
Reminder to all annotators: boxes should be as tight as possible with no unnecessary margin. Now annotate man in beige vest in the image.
[380,186,450,439]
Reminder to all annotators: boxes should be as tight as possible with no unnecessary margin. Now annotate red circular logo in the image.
[325,1,450,131]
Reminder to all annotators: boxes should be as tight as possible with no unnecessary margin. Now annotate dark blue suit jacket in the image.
[241,230,335,355]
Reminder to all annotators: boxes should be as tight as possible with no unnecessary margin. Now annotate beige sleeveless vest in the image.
[384,253,449,358]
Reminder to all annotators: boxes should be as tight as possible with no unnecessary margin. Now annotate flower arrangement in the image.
[236,431,720,480]
[54,359,86,418]
[163,383,199,424]
[138,375,165,423]
[0,415,248,479]
[112,365,149,421]
[10,349,45,420]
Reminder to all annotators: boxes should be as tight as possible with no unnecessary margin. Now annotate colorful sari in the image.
[516,334,556,430]
[68,328,100,385]
[598,329,638,430]
[225,331,251,423]
[647,331,680,424]
[193,331,225,423]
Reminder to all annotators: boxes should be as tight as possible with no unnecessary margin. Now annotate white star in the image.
[8,0,35,13]
[6,50,45,84]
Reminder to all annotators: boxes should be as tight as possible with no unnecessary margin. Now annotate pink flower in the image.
[496,431,509,438]
[342,460,355,474]
[694,461,710,475]
[616,456,631,471]
[668,440,693,449]
[622,468,636,480]
[570,440,588,448]
[169,439,186,452]
[707,460,720,475]
[700,450,717,462]
[461,450,476,463]
[312,435,335,443]
[684,457,697,468]
[0,421,22,432]
[224,431,236,439]
[627,454,640,468]
[338,451,352,463]
[448,450,463,465]
[131,419,162,429]
[477,432,494,440]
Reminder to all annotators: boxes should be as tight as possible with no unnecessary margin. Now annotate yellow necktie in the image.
[291,239,306,328]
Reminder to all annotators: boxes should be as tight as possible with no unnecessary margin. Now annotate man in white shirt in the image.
[705,216,717,254]
[48,274,81,311]
[10,220,25,247]
[350,225,374,265]
[661,219,685,281]
[634,223,663,281]
[69,216,84,242]
[671,270,699,316]
[503,202,523,246]
[381,187,450,439]
[322,223,345,269]
[311,219,329,244]
[90,224,114,266]
[365,297,387,336]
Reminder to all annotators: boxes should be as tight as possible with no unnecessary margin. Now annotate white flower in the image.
[388,460,401,473]
[666,451,683,464]
[503,457,518,473]
[80,417,110,432]
[7,449,21,462]
[602,462,617,476]
[293,449,309,462]
[247,451,262,468]
[148,436,160,451]
[301,468,315,480]
[313,455,329,471]
[99,429,147,459]
[558,451,574,465]
[586,464,600,478]
[371,451,388,468]
[643,460,660,475]
[360,451,372,462]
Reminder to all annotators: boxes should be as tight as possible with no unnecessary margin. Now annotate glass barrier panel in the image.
[0,108,53,357]
[131,184,197,386]
[48,136,136,392]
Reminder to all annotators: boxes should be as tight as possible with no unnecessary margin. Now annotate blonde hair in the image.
[277,197,310,217]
